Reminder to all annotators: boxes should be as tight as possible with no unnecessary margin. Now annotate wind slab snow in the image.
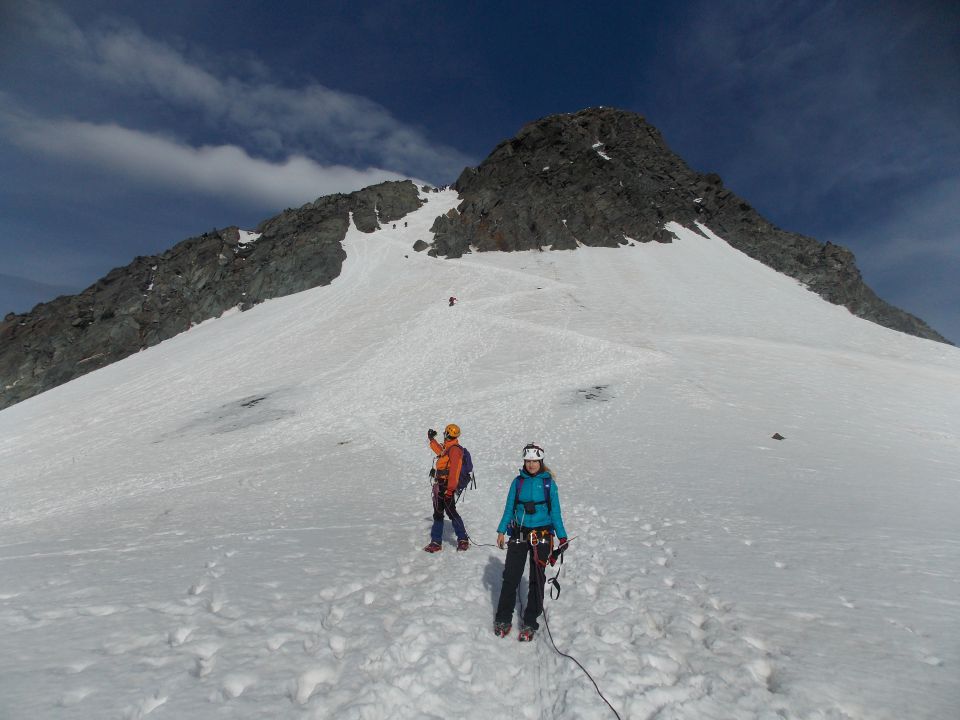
[1,190,958,719]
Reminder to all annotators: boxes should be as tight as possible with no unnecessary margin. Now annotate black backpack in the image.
[455,446,476,497]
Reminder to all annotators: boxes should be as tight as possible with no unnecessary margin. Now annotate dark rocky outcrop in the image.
[429,107,947,343]
[0,181,422,410]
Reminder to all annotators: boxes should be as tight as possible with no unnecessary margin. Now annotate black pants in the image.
[495,534,551,629]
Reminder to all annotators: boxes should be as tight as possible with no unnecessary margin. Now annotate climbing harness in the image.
[527,529,553,548]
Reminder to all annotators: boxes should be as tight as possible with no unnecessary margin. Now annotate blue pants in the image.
[431,486,467,543]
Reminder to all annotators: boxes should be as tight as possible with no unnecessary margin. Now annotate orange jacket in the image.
[430,437,464,498]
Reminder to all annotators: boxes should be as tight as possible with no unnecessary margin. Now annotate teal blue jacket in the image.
[497,469,567,537]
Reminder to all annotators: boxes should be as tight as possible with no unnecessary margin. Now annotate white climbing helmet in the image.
[523,443,545,461]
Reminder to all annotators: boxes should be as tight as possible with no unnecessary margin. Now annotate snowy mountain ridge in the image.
[2,107,949,414]
[1,190,958,719]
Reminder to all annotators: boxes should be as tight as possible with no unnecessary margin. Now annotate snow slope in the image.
[1,190,958,719]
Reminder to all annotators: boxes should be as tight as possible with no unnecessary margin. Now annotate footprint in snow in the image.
[295,663,339,704]
[447,643,473,674]
[687,612,706,629]
[206,592,226,614]
[102,634,165,656]
[266,633,296,652]
[168,626,194,646]
[59,687,95,707]
[79,605,123,617]
[708,596,730,613]
[324,605,345,628]
[65,658,96,674]
[747,658,776,691]
[329,634,347,658]
[641,653,681,685]
[192,656,216,678]
[220,673,257,699]
[123,692,167,719]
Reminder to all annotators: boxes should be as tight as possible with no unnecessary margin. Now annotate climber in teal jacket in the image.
[496,466,567,539]
[493,443,568,641]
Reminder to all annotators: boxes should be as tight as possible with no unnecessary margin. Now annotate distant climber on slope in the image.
[424,424,470,553]
[493,443,568,641]
[448,296,457,306]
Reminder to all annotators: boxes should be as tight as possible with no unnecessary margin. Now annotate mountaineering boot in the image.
[423,541,442,553]
[517,625,536,642]
[457,538,470,551]
[494,621,511,638]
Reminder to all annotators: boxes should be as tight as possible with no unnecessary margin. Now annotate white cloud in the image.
[13,1,473,182]
[7,114,412,207]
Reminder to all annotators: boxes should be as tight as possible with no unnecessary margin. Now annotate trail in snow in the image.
[0,190,958,719]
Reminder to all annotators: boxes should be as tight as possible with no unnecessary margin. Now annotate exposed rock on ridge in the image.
[430,107,947,344]
[1,109,949,411]
[0,181,423,410]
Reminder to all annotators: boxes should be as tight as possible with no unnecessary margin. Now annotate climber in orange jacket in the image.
[424,423,470,553]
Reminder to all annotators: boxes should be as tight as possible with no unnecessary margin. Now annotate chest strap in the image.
[514,474,552,514]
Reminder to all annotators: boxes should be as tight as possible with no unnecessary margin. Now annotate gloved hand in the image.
[427,428,437,439]
[549,537,569,566]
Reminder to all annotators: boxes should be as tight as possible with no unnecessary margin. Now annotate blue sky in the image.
[1,0,957,342]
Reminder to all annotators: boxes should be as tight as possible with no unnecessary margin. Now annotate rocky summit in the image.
[430,108,946,344]
[0,107,949,410]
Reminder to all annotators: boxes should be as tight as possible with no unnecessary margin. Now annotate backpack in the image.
[455,446,476,496]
